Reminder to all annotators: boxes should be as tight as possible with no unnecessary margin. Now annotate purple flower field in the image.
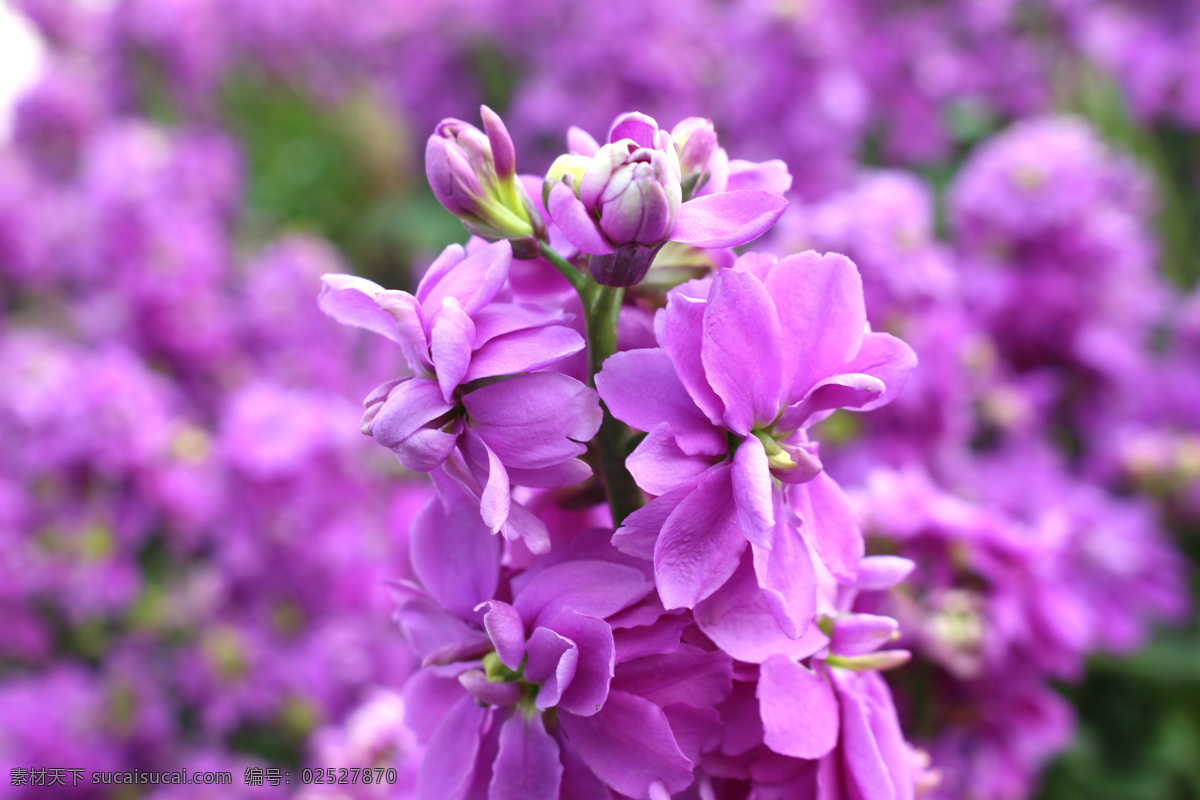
[1,1,1199,798]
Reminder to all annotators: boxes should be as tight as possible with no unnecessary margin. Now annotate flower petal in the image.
[694,553,829,664]
[490,712,563,800]
[410,490,499,619]
[758,656,839,759]
[751,499,818,638]
[318,273,403,343]
[654,464,748,609]
[525,626,580,710]
[788,473,862,582]
[514,560,653,628]
[464,373,602,470]
[596,348,726,456]
[612,488,688,560]
[558,690,693,797]
[762,251,866,402]
[418,240,512,317]
[482,600,527,670]
[549,182,615,255]
[611,643,732,709]
[726,159,793,195]
[430,297,476,403]
[661,292,725,426]
[701,269,783,435]
[627,423,717,497]
[368,378,457,472]
[841,332,918,411]
[417,694,488,800]
[671,190,787,248]
[465,324,584,382]
[732,435,774,545]
[549,609,617,717]
[608,112,660,148]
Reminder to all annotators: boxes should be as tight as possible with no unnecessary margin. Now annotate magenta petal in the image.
[596,349,726,455]
[671,190,787,248]
[482,600,526,670]
[840,332,918,411]
[789,473,862,582]
[701,269,784,435]
[654,464,748,609]
[464,373,602,470]
[480,444,512,534]
[471,303,567,346]
[732,436,774,544]
[417,694,488,800]
[549,182,615,255]
[613,488,688,560]
[726,159,793,195]
[611,644,732,709]
[855,556,915,592]
[460,669,524,707]
[506,459,594,489]
[763,251,866,402]
[613,615,689,664]
[481,105,516,180]
[430,297,476,403]
[751,505,817,638]
[514,560,652,628]
[418,240,512,317]
[758,655,839,759]
[525,626,579,710]
[559,690,693,797]
[465,325,585,381]
[368,378,457,472]
[831,614,900,657]
[833,670,903,800]
[404,671,467,743]
[627,423,716,496]
[779,373,886,432]
[859,672,915,800]
[373,290,434,371]
[549,609,617,717]
[410,491,499,619]
[567,126,601,157]
[608,112,659,147]
[490,712,563,800]
[661,292,726,426]
[560,739,614,800]
[694,553,829,664]
[393,591,489,665]
[318,273,403,343]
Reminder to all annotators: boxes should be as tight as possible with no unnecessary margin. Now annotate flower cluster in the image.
[314,106,935,799]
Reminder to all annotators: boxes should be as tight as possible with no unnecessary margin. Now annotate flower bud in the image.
[425,106,543,245]
[825,649,912,672]
[671,117,718,198]
[574,140,681,250]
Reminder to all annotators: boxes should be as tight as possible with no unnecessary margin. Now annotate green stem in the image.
[538,241,588,293]
[582,279,644,526]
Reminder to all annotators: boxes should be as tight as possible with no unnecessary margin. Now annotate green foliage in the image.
[219,70,464,287]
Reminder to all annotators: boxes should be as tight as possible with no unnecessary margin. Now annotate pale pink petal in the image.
[671,190,787,248]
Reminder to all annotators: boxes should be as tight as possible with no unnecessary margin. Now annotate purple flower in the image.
[596,251,915,635]
[545,112,788,286]
[319,239,602,550]
[426,106,545,249]
[393,514,702,800]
